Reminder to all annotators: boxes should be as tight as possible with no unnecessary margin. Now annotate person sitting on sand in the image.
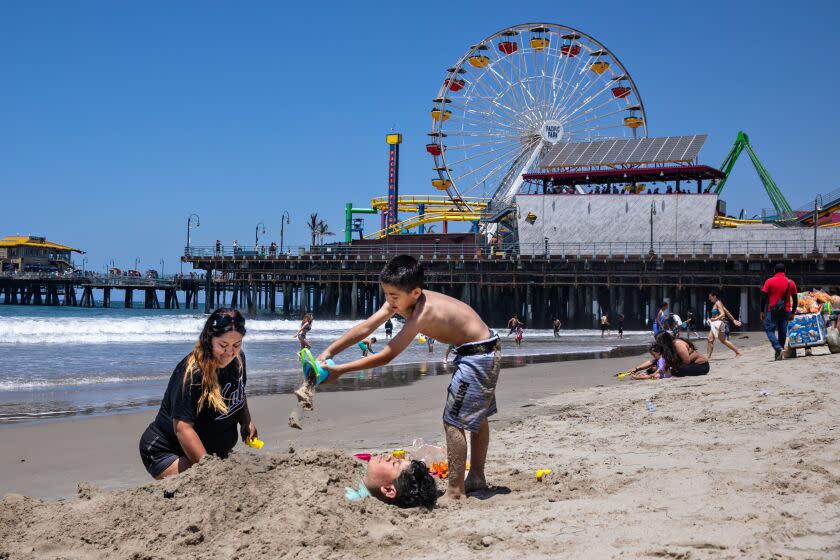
[358,337,377,356]
[318,255,501,503]
[655,331,709,376]
[363,454,437,509]
[630,344,671,380]
[138,308,257,479]
[296,313,313,350]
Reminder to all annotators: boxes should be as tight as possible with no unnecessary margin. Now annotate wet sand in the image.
[2,334,839,559]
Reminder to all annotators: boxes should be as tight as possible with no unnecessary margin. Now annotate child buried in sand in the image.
[317,255,502,504]
[360,453,438,509]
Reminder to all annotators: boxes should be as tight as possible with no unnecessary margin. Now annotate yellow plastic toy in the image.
[535,468,552,481]
[418,335,427,344]
[246,437,264,449]
[391,449,406,459]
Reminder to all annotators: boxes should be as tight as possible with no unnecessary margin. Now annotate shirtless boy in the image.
[319,255,501,504]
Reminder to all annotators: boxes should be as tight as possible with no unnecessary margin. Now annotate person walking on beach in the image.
[600,313,611,337]
[707,291,742,359]
[514,325,524,346]
[426,336,436,353]
[553,318,562,338]
[653,302,669,335]
[507,315,522,336]
[760,263,799,361]
[138,308,257,479]
[384,318,393,340]
[296,313,313,350]
[317,255,501,505]
[232,239,239,256]
[617,313,624,339]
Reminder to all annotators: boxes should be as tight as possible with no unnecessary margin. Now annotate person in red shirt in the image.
[760,263,799,360]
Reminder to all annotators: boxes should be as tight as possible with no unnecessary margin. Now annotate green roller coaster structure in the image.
[715,131,794,219]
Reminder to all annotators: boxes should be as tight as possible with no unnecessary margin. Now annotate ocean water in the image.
[0,306,650,423]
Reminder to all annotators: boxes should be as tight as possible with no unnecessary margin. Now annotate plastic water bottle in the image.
[646,400,656,412]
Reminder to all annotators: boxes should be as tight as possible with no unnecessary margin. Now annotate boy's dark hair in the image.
[380,255,424,291]
[774,262,786,273]
[392,460,438,509]
[370,337,377,344]
[709,290,720,298]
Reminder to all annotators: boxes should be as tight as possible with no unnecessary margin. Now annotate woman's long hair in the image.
[183,308,246,414]
[654,331,694,371]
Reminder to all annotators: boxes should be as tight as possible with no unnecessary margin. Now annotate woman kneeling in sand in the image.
[138,308,258,479]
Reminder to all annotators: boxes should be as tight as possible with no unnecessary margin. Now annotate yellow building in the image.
[0,235,82,273]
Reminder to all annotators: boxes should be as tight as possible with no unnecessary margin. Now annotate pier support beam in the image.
[204,271,213,314]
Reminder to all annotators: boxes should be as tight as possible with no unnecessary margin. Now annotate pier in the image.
[0,273,204,309]
[183,235,840,328]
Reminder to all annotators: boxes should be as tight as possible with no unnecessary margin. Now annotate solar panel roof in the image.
[540,135,708,169]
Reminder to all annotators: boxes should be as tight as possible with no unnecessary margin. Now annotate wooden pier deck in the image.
[182,239,840,329]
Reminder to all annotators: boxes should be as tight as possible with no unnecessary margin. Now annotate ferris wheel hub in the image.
[540,120,564,144]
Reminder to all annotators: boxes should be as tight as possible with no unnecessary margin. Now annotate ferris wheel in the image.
[427,23,648,212]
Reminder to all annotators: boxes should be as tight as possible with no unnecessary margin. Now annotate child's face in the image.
[381,283,422,315]
[364,453,409,499]
[649,349,661,359]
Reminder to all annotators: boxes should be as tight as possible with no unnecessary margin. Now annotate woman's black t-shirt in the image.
[149,353,247,457]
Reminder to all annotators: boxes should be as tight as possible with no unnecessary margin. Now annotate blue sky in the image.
[1,1,838,273]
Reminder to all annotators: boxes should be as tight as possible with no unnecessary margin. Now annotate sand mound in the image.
[0,449,435,559]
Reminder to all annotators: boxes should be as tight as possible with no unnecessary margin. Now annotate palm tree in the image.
[317,219,335,245]
[307,213,319,247]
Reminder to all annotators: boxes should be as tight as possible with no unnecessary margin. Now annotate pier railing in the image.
[0,271,185,288]
[184,237,840,260]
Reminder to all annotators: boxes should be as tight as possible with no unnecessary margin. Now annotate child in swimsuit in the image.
[631,344,671,379]
[358,337,377,356]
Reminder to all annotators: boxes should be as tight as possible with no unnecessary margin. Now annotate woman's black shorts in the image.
[139,425,179,478]
[674,362,710,377]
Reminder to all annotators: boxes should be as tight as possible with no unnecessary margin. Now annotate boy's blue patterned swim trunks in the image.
[443,331,501,432]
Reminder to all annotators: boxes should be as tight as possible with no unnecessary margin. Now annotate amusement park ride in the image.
[349,22,838,244]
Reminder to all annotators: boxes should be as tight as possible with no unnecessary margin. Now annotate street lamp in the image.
[108,259,115,275]
[255,222,266,249]
[81,257,88,273]
[648,201,657,256]
[134,257,141,273]
[160,258,165,278]
[280,211,290,254]
[812,195,823,254]
[185,213,200,274]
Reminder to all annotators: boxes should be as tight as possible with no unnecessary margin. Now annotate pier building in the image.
[0,235,81,273]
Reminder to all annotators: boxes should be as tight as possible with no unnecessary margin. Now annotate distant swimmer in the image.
[296,313,313,350]
[507,315,523,336]
[358,337,377,356]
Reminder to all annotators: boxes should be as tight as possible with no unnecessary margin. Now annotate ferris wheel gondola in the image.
[427,23,648,213]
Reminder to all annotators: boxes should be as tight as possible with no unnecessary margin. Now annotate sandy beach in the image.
[1,334,838,559]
